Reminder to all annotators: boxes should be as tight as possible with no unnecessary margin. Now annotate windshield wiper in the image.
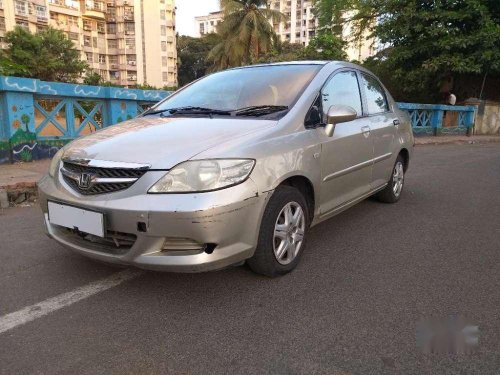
[233,105,289,117]
[143,106,231,117]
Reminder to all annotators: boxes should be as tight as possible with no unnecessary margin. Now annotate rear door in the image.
[318,70,374,215]
[358,73,399,189]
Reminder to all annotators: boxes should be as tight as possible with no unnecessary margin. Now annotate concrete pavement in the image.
[0,143,499,374]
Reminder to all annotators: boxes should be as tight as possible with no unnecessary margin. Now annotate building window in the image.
[199,23,204,34]
[83,19,92,31]
[162,72,168,82]
[107,23,116,33]
[86,0,103,11]
[107,5,116,16]
[68,32,79,40]
[162,56,167,66]
[35,5,47,19]
[108,55,118,64]
[0,17,5,31]
[161,41,167,51]
[160,10,165,20]
[85,52,93,62]
[125,22,134,34]
[107,39,117,49]
[161,25,166,36]
[68,16,78,26]
[50,12,57,21]
[97,22,105,33]
[98,54,106,63]
[125,38,135,48]
[16,20,29,29]
[83,36,91,46]
[124,6,134,20]
[14,0,28,16]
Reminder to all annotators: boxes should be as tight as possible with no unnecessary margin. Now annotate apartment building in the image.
[0,0,177,88]
[193,0,375,62]
[194,10,222,37]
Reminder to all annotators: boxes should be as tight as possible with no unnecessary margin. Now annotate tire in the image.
[247,185,309,277]
[376,154,405,203]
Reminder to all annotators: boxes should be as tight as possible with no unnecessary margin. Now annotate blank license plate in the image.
[48,201,105,237]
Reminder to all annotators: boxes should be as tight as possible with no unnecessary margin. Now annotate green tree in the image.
[314,0,500,101]
[300,34,347,60]
[83,69,104,86]
[177,33,221,86]
[0,26,87,82]
[209,0,286,70]
[257,42,305,63]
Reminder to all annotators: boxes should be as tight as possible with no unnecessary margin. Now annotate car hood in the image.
[62,116,276,169]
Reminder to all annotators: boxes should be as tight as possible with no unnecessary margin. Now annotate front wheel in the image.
[247,186,309,277]
[376,155,405,203]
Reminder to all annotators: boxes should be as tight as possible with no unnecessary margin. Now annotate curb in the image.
[0,182,38,207]
[415,137,500,146]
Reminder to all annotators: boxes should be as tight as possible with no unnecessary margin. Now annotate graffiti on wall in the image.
[0,76,171,164]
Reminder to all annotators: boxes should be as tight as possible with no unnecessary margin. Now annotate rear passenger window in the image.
[361,74,389,114]
[321,71,362,118]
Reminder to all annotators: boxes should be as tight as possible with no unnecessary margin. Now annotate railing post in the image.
[465,107,475,136]
[431,109,443,136]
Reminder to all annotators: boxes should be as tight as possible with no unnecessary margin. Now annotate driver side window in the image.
[321,71,363,120]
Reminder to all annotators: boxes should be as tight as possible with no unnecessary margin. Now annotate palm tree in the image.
[208,0,285,70]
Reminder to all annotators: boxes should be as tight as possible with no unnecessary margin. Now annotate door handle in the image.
[393,119,400,126]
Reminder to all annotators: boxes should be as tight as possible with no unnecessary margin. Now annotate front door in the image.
[318,70,374,216]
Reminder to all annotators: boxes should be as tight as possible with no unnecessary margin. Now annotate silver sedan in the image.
[39,61,414,277]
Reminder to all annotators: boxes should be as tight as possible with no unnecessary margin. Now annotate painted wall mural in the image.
[0,76,171,164]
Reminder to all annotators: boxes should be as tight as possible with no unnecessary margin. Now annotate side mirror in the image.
[324,105,358,137]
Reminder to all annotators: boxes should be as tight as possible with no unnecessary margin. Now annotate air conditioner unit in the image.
[128,61,136,65]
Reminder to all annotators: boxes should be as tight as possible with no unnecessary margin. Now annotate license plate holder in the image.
[48,201,105,238]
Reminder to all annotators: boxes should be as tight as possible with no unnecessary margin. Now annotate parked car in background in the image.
[39,61,413,277]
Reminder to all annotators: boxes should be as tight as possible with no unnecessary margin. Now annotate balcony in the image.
[83,4,105,20]
[167,36,174,43]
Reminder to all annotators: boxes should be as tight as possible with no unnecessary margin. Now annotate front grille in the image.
[58,227,137,255]
[62,161,148,195]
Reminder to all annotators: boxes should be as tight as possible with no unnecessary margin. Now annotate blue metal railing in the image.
[0,76,170,163]
[397,102,476,136]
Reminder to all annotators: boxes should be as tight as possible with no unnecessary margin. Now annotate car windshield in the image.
[153,64,322,116]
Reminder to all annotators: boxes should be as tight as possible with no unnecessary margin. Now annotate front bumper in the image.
[38,173,270,272]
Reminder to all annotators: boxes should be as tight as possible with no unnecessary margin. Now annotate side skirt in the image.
[311,183,388,227]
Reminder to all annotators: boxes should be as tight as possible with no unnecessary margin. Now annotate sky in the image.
[176,0,220,36]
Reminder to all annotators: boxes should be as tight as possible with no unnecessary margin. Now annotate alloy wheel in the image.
[392,161,404,197]
[273,202,305,265]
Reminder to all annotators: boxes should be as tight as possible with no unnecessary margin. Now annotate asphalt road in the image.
[1,144,499,375]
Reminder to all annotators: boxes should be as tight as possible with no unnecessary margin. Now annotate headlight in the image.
[149,159,255,193]
[49,148,65,177]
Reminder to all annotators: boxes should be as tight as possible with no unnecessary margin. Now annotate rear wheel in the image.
[248,186,309,277]
[376,154,405,203]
